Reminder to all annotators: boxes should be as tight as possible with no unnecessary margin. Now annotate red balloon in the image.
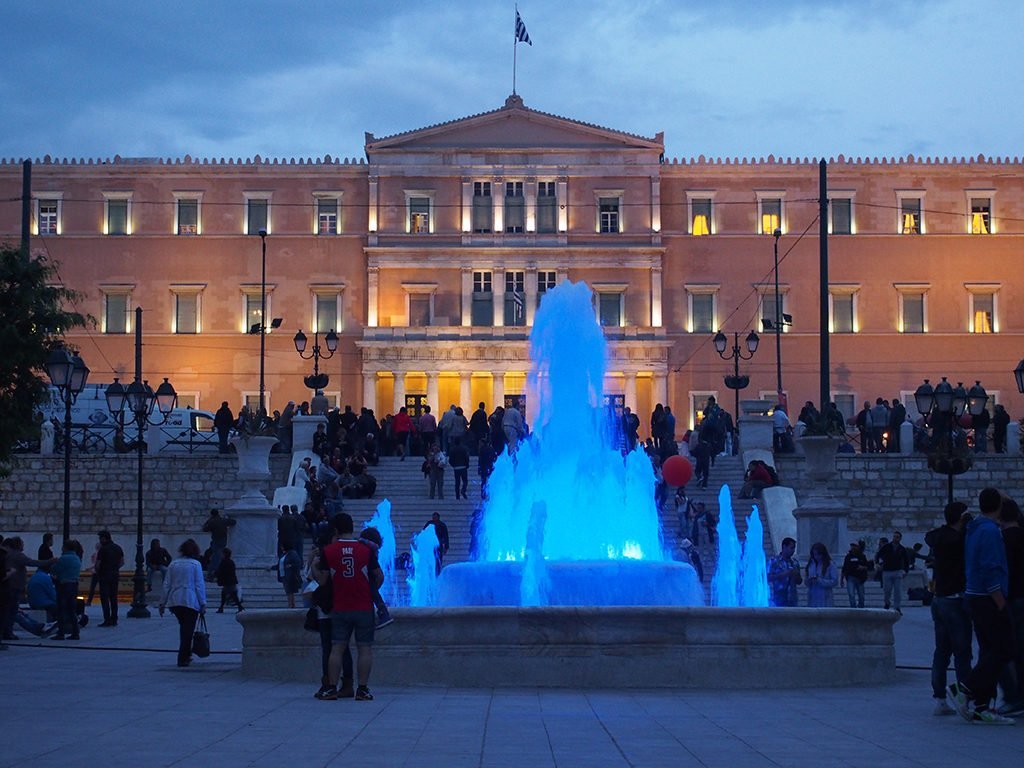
[663,455,694,487]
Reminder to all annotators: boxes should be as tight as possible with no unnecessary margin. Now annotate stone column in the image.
[650,265,663,327]
[367,177,378,233]
[461,181,472,233]
[362,372,377,413]
[650,175,662,234]
[426,371,440,413]
[459,372,472,412]
[492,371,506,409]
[367,266,379,327]
[556,179,568,232]
[525,177,537,232]
[461,268,473,326]
[624,372,638,412]
[393,371,407,414]
[493,268,505,327]
[492,177,504,233]
[525,267,538,326]
[653,372,668,408]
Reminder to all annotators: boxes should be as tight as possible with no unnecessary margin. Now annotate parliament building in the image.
[3,94,1023,432]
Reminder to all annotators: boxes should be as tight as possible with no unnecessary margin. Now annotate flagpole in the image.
[512,4,518,95]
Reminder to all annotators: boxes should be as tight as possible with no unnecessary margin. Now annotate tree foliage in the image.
[0,245,87,469]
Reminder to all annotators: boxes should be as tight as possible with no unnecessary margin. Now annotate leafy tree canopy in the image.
[0,245,87,469]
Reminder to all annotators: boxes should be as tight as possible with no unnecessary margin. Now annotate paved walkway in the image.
[1,603,1019,767]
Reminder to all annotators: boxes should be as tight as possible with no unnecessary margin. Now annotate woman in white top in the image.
[159,538,207,667]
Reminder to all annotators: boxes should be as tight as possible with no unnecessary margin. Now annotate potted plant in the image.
[797,414,845,482]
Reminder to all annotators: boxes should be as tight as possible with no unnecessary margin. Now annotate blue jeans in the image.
[882,571,903,610]
[931,595,973,699]
[845,577,865,608]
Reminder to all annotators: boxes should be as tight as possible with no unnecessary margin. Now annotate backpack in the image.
[277,554,287,583]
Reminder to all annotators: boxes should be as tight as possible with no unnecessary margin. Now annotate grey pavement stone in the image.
[0,604,1021,768]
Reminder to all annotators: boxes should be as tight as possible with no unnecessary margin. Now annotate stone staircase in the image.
[236,451,920,610]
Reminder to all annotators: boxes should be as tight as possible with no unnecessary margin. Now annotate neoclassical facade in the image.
[3,95,1023,430]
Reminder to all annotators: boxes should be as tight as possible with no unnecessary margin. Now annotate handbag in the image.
[303,606,320,632]
[192,614,211,658]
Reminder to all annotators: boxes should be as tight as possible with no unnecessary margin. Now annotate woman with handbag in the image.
[159,538,207,667]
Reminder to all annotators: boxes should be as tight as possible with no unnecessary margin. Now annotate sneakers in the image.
[970,708,1016,725]
[947,682,973,722]
[997,701,1024,718]
[42,621,59,637]
[355,686,374,701]
[313,684,332,699]
[932,699,955,716]
[376,611,394,629]
[314,686,338,701]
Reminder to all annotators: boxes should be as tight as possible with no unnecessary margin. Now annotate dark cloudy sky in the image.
[3,0,1021,161]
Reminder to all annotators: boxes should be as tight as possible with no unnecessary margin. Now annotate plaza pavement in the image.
[0,602,1019,768]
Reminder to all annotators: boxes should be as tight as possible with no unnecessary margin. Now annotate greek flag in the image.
[512,290,525,321]
[515,11,532,45]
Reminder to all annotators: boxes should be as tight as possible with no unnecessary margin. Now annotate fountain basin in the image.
[239,606,897,688]
[436,560,704,607]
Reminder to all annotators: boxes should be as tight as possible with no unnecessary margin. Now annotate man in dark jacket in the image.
[214,402,234,454]
[992,404,1011,453]
[949,488,1015,723]
[469,403,489,456]
[972,406,991,454]
[876,530,909,612]
[95,530,124,627]
[202,509,236,575]
[423,512,450,574]
[888,398,907,453]
[925,502,972,715]
[448,437,471,500]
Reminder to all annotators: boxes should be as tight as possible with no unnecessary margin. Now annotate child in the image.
[214,548,244,613]
[359,527,393,628]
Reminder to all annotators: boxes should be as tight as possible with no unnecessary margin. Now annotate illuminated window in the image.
[472,271,493,326]
[830,197,853,235]
[246,197,269,235]
[241,287,273,334]
[899,196,922,234]
[176,198,199,235]
[756,192,785,235]
[598,293,622,326]
[36,197,61,235]
[504,270,526,326]
[245,294,263,333]
[966,285,999,333]
[537,182,557,233]
[970,197,991,235]
[315,196,340,235]
[691,198,712,236]
[104,195,131,235]
[472,182,492,233]
[408,195,432,233]
[505,182,524,233]
[599,197,620,233]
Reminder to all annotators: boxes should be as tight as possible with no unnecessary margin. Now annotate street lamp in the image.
[772,228,783,401]
[713,330,759,453]
[45,348,89,542]
[915,377,987,505]
[105,375,177,618]
[293,328,338,391]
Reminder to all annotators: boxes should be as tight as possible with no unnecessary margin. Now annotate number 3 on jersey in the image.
[341,556,355,578]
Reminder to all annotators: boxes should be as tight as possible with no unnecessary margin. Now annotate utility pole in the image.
[21,160,31,256]
[819,159,830,413]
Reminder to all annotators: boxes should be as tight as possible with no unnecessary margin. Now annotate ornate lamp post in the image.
[713,330,759,453]
[915,377,987,505]
[105,375,177,618]
[257,228,268,416]
[45,348,89,542]
[293,328,338,391]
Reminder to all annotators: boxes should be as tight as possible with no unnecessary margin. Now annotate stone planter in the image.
[226,435,279,569]
[797,435,841,482]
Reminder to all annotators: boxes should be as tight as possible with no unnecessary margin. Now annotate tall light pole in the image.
[258,228,268,418]
[105,307,177,618]
[772,227,783,400]
[45,348,89,542]
[713,330,759,453]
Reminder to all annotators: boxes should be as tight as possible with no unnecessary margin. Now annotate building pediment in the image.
[366,95,663,154]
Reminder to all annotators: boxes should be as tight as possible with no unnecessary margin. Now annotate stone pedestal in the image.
[226,436,279,570]
[292,415,327,454]
[899,421,914,456]
[739,414,774,453]
[793,436,851,558]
